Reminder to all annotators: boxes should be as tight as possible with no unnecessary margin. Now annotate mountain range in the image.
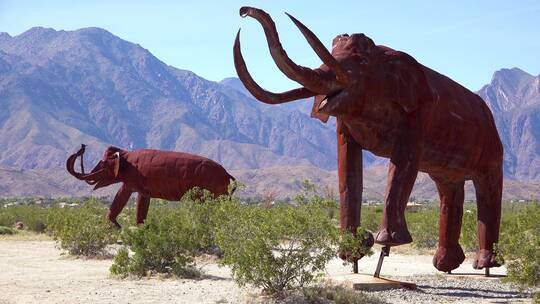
[0,27,339,172]
[0,27,539,200]
[477,68,540,180]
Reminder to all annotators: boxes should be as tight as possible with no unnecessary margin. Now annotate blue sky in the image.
[1,0,539,91]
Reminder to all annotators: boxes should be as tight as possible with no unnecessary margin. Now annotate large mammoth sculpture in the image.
[66,145,235,228]
[234,7,503,272]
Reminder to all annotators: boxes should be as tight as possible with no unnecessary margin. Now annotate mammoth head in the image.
[234,7,429,122]
[66,144,125,190]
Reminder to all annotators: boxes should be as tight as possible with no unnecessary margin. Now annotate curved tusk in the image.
[285,12,348,85]
[238,6,342,94]
[66,144,106,185]
[233,30,317,104]
[66,144,87,179]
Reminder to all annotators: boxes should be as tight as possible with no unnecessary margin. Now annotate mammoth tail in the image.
[227,173,237,196]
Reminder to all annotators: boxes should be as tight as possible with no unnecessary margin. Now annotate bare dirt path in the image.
[0,240,248,304]
[0,240,530,304]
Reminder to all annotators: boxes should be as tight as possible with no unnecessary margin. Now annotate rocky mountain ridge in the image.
[0,27,338,172]
[1,27,539,199]
[477,68,540,180]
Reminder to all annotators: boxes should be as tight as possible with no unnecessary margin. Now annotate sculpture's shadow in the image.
[446,272,506,278]
[197,274,232,282]
[415,283,530,301]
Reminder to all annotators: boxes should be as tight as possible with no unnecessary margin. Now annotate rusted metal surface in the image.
[234,6,503,272]
[66,145,235,228]
[374,246,390,278]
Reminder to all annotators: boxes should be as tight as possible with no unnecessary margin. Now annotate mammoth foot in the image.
[339,232,375,262]
[433,246,465,272]
[108,219,122,230]
[473,249,502,269]
[374,227,412,246]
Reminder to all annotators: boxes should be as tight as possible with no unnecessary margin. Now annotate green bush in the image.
[215,200,338,295]
[180,189,224,254]
[360,206,382,233]
[0,209,16,227]
[0,205,48,232]
[109,205,201,278]
[0,226,16,235]
[293,179,321,205]
[46,199,117,256]
[406,207,439,249]
[338,227,374,263]
[110,246,131,275]
[459,207,478,252]
[497,202,540,291]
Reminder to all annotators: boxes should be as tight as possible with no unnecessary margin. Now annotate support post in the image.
[374,246,390,278]
[485,267,490,277]
[353,260,358,273]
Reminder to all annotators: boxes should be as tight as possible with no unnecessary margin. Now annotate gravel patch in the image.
[367,274,532,304]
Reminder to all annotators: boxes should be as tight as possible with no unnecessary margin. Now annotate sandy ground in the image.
[0,240,528,304]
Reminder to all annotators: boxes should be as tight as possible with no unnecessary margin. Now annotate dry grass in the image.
[0,230,51,241]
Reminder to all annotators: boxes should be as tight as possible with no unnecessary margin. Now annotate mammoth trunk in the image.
[65,144,105,185]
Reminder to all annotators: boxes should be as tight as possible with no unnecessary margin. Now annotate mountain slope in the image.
[1,27,540,199]
[223,67,540,181]
[478,68,540,180]
[2,164,538,201]
[0,27,337,171]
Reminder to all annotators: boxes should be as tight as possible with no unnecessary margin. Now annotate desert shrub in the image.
[459,207,478,251]
[293,179,321,205]
[338,227,374,264]
[179,189,226,254]
[406,207,439,249]
[46,199,117,256]
[0,205,48,232]
[0,210,16,228]
[0,226,16,235]
[109,205,201,278]
[360,206,383,233]
[497,202,540,292]
[109,247,131,275]
[215,199,339,295]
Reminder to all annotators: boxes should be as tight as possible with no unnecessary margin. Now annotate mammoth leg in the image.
[136,194,150,225]
[472,167,503,269]
[338,120,362,232]
[375,122,421,246]
[432,177,465,272]
[375,162,417,246]
[337,119,374,261]
[107,184,133,229]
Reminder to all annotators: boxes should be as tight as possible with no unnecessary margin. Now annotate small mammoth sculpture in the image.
[66,145,235,228]
[234,7,503,272]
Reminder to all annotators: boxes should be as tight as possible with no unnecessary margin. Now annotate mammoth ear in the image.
[113,152,121,178]
[388,53,432,113]
[104,146,122,159]
[310,95,330,123]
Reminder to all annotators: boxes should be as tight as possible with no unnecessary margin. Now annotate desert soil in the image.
[0,239,532,304]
